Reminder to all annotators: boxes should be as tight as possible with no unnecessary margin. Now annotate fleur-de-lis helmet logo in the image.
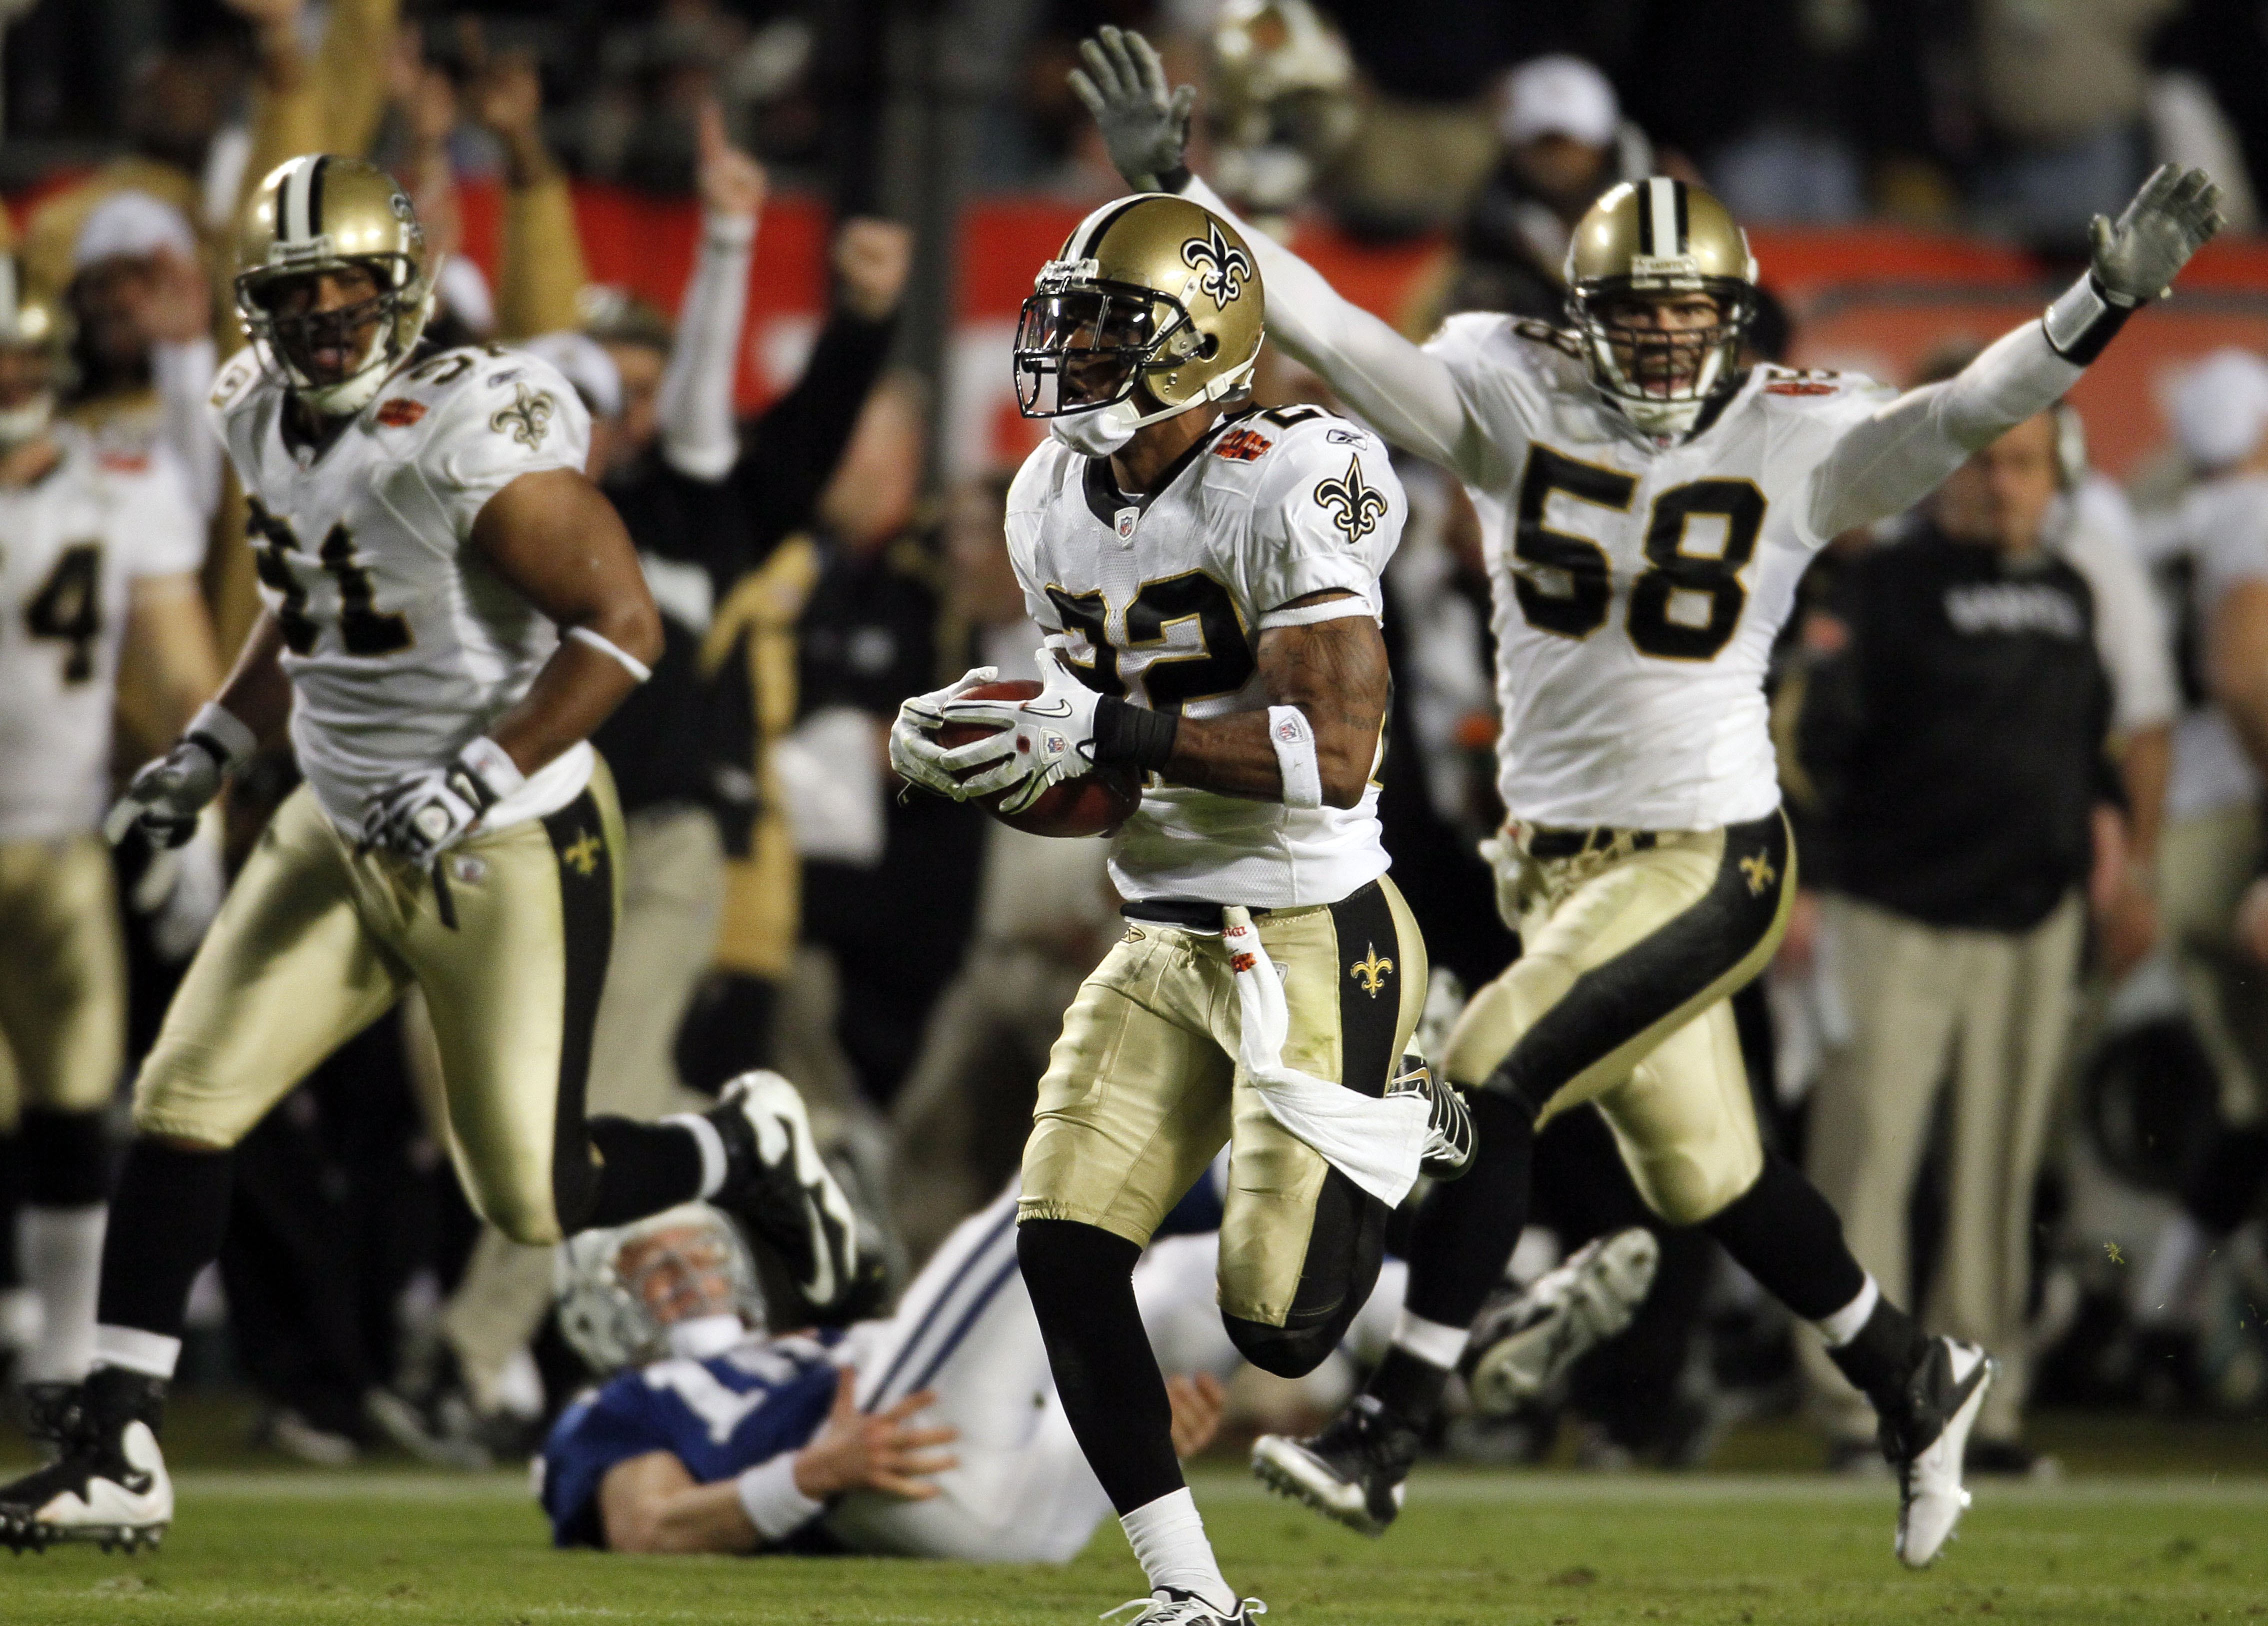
[1182,223,1254,309]
[1314,454,1388,544]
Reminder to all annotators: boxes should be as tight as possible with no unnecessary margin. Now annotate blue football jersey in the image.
[540,1332,843,1548]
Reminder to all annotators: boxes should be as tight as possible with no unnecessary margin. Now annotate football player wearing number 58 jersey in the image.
[1072,26,2226,1569]
[0,158,879,1556]
[892,194,1470,1626]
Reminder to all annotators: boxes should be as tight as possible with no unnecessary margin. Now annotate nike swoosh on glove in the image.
[890,665,1001,798]
[936,646,1103,814]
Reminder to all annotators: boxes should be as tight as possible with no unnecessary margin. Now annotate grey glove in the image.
[2089,163,2226,305]
[1068,25,1196,193]
[111,738,225,849]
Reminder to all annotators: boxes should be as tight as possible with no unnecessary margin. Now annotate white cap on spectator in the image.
[523,330,624,421]
[1498,55,1620,150]
[72,190,198,270]
[2165,348,2268,471]
[434,255,496,339]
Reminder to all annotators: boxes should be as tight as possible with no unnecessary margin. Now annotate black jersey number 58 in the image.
[1512,447,1764,662]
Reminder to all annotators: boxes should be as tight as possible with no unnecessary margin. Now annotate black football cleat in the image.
[1878,1335,1994,1568]
[0,1368,172,1555]
[706,1070,884,1322]
[1101,1587,1267,1625]
[1386,1055,1474,1180]
[1461,1227,1660,1416]
[1250,1393,1420,1536]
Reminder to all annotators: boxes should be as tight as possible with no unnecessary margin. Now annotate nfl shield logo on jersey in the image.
[1115,507,1139,540]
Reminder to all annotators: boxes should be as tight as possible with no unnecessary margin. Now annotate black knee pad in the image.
[1224,1309,1351,1379]
[1222,1179,1388,1379]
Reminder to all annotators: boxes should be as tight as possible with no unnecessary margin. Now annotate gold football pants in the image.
[132,770,625,1246]
[1444,813,1792,1226]
[1020,877,1426,1374]
[0,833,127,1125]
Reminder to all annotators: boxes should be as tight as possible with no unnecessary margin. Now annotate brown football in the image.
[931,679,1142,838]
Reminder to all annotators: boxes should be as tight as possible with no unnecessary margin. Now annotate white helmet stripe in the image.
[282,155,318,244]
[1646,177,1681,258]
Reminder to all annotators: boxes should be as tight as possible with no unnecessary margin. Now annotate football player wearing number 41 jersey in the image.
[0,158,879,1556]
[1072,25,2226,1570]
[892,192,1472,1626]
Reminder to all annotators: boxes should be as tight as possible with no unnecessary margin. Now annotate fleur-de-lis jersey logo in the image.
[490,384,556,450]
[1314,454,1388,545]
[1348,943,1394,997]
[1182,223,1254,309]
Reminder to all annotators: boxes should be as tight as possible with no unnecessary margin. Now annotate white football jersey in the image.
[1426,315,1890,830]
[0,429,204,842]
[1006,406,1404,909]
[209,342,595,832]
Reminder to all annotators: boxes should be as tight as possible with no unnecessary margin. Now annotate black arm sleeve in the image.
[731,311,898,552]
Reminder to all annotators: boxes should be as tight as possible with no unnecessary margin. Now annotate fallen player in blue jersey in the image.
[538,1187,1239,1557]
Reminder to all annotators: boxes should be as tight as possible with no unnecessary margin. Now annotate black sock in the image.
[94,1138,234,1344]
[579,1117,706,1229]
[1826,1295,1928,1407]
[1018,1218,1182,1515]
[1401,1089,1534,1331]
[0,1132,20,1290]
[1368,1345,1451,1426]
[1702,1152,1866,1320]
[20,1106,110,1207]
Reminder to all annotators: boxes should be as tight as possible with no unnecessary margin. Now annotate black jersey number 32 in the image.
[1512,446,1764,661]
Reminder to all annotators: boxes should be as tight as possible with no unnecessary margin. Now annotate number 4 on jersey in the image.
[24,542,104,683]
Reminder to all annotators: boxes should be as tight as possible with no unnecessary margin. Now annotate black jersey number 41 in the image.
[1511,446,1765,662]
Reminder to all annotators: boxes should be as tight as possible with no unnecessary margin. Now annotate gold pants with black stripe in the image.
[1020,876,1426,1375]
[0,833,127,1124]
[132,767,625,1245]
[1444,813,1793,1225]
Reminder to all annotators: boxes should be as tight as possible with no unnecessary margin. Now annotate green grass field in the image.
[3,1464,2266,1625]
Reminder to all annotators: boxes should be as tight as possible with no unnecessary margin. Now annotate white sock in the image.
[662,1113,728,1200]
[1121,1487,1233,1610]
[1814,1274,1880,1348]
[2133,1214,2210,1325]
[1390,1308,1468,1369]
[93,1323,182,1380]
[18,1204,105,1383]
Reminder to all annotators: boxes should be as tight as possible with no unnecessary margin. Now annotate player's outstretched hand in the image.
[793,1369,960,1502]
[892,665,1000,798]
[1167,1372,1227,1459]
[2090,164,2226,305]
[1070,25,1196,192]
[696,100,768,224]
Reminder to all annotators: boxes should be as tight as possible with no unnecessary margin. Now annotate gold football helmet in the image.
[0,253,67,446]
[1014,194,1264,445]
[1564,176,1758,436]
[234,155,436,416]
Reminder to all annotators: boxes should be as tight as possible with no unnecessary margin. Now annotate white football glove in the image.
[936,646,1104,815]
[362,738,524,864]
[890,665,1001,798]
[106,703,256,849]
[2089,163,2225,305]
[1068,25,1195,192]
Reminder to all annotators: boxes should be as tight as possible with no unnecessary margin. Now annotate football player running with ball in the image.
[0,158,877,1555]
[1071,27,2224,1568]
[892,195,1471,1626]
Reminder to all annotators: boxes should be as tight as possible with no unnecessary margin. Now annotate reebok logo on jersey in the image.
[376,398,428,428]
[1182,222,1254,309]
[1315,455,1388,544]
[1214,428,1274,462]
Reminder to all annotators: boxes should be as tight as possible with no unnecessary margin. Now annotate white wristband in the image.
[456,735,528,801]
[1258,596,1376,631]
[1268,705,1324,809]
[568,625,654,683]
[186,702,258,767]
[736,1454,825,1542]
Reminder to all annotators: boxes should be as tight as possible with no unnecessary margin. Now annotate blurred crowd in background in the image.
[4,0,2268,1478]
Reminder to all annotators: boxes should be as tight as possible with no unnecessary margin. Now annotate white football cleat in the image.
[0,1370,173,1554]
[1460,1227,1660,1415]
[1101,1588,1266,1625]
[1886,1337,1994,1568]
[708,1070,884,1320]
